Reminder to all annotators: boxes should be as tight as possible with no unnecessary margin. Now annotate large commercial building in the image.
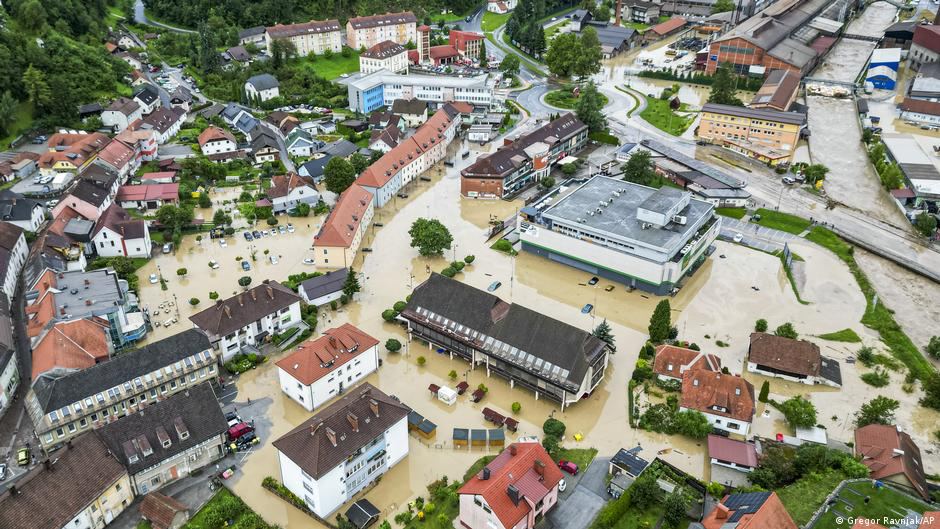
[264,19,342,56]
[639,139,751,207]
[461,114,588,198]
[400,273,611,409]
[519,176,720,294]
[342,69,494,113]
[697,103,806,165]
[346,11,418,50]
[359,40,409,74]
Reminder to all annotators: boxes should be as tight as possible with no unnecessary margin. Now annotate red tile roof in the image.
[96,138,136,170]
[117,183,180,202]
[139,492,189,529]
[459,443,564,529]
[920,512,940,529]
[748,333,821,377]
[313,184,373,248]
[266,172,316,200]
[362,40,407,60]
[914,24,940,55]
[276,324,379,385]
[31,319,111,380]
[652,344,721,379]
[198,126,236,146]
[680,370,755,423]
[650,16,686,36]
[39,133,110,169]
[707,434,757,467]
[900,97,940,116]
[701,492,797,529]
[356,108,453,189]
[429,45,459,59]
[855,424,929,500]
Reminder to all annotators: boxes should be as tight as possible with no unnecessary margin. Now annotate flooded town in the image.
[0,1,939,529]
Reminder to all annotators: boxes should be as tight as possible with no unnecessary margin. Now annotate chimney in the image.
[507,484,521,506]
[509,444,517,456]
[325,427,337,447]
[250,289,257,301]
[216,299,223,306]
[238,295,243,307]
[534,459,545,478]
[328,335,338,349]
[44,459,52,471]
[369,398,379,417]
[347,412,359,432]
[482,467,491,480]
[715,504,730,520]
[223,306,232,318]
[266,286,274,299]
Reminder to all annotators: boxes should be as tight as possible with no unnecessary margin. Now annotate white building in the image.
[276,324,380,412]
[0,222,28,302]
[359,41,409,75]
[135,107,186,145]
[266,172,320,214]
[102,97,143,133]
[91,204,152,259]
[273,383,410,518]
[198,126,238,157]
[189,281,303,361]
[265,19,342,57]
[487,0,518,13]
[0,198,45,232]
[0,297,18,418]
[341,69,495,114]
[297,268,347,306]
[245,74,280,103]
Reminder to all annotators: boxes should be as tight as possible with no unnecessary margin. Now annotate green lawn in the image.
[135,522,152,529]
[640,96,694,136]
[0,102,34,149]
[303,49,361,80]
[183,488,277,529]
[624,22,650,32]
[715,207,746,219]
[817,328,862,343]
[611,505,691,529]
[777,470,847,527]
[544,89,609,109]
[482,11,511,32]
[463,455,497,482]
[752,208,811,234]
[554,447,597,470]
[811,481,932,529]
[545,20,569,40]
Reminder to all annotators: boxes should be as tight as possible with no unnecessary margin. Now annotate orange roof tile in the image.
[652,344,721,379]
[855,424,929,500]
[275,324,379,385]
[701,492,796,529]
[31,318,111,379]
[198,126,236,146]
[313,184,373,248]
[680,370,755,423]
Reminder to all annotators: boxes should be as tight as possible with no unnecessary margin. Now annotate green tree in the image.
[500,54,521,77]
[802,163,829,185]
[478,40,488,68]
[621,150,658,186]
[291,202,311,216]
[629,471,660,508]
[707,62,743,106]
[758,381,770,402]
[543,418,566,437]
[545,33,578,77]
[648,299,671,343]
[926,336,940,360]
[674,410,712,438]
[755,318,768,332]
[593,4,611,21]
[779,396,817,428]
[914,212,937,237]
[349,152,369,174]
[342,268,361,297]
[573,28,603,80]
[176,268,187,277]
[17,0,47,32]
[238,276,252,288]
[921,373,940,410]
[511,402,521,413]
[213,209,232,226]
[562,163,578,176]
[0,92,18,135]
[23,65,52,109]
[417,356,427,366]
[197,20,221,74]
[593,319,617,352]
[541,434,560,457]
[711,0,735,13]
[385,338,402,352]
[855,396,900,427]
[662,488,691,529]
[541,175,556,189]
[774,322,798,339]
[155,204,195,236]
[323,157,356,194]
[408,218,453,257]
[575,81,607,132]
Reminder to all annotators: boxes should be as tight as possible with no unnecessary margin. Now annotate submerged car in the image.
[149,273,159,284]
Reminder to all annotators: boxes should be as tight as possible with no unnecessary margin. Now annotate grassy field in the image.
[811,481,932,529]
[0,102,33,149]
[544,89,609,109]
[817,328,862,342]
[777,470,847,527]
[715,207,746,219]
[640,96,694,136]
[611,505,691,529]
[482,11,511,31]
[545,20,569,40]
[303,48,361,80]
[183,488,276,529]
[752,208,812,234]
[554,447,597,471]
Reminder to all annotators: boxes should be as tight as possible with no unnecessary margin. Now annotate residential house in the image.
[266,172,319,214]
[220,103,260,138]
[911,24,940,70]
[346,11,417,50]
[0,297,19,418]
[198,126,239,158]
[91,204,152,258]
[697,104,806,165]
[265,19,342,56]
[139,493,190,529]
[245,74,280,103]
[286,128,318,157]
[458,442,564,529]
[487,0,518,13]
[0,197,45,232]
[0,152,39,182]
[116,128,159,163]
[321,139,358,158]
[273,383,410,518]
[96,383,228,495]
[224,45,252,64]
[189,281,303,361]
[133,84,162,115]
[53,179,114,221]
[134,107,186,144]
[31,318,112,380]
[0,432,134,529]
[357,108,458,207]
[238,26,266,46]
[83,164,123,200]
[707,435,758,488]
[573,21,637,58]
[276,324,380,412]
[26,329,217,450]
[855,424,930,500]
[115,50,145,70]
[700,492,797,529]
[368,125,402,153]
[0,222,28,302]
[116,183,180,210]
[79,102,105,120]
[368,111,397,130]
[251,127,281,164]
[391,98,429,128]
[620,0,661,24]
[169,86,192,111]
[102,97,144,132]
[680,370,755,435]
[747,333,842,387]
[652,344,721,383]
[609,447,650,478]
[401,273,611,410]
[749,69,800,111]
[39,133,110,176]
[140,171,177,183]
[96,138,140,181]
[312,183,375,269]
[298,268,348,306]
[909,62,940,101]
[360,41,409,75]
[299,153,333,183]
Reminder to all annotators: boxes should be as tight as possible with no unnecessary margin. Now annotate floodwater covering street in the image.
[131,136,940,527]
[806,2,908,225]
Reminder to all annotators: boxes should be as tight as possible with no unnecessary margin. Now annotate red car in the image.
[227,422,254,441]
[558,460,579,475]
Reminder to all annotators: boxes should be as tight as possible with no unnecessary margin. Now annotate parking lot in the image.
[720,218,797,253]
[545,456,611,529]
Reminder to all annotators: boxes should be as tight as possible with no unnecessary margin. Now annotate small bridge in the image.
[841,33,883,42]
[802,77,857,89]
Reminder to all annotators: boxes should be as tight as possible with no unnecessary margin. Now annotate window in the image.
[68,423,76,433]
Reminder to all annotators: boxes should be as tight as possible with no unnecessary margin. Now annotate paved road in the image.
[133,0,196,34]
[545,456,610,529]
[720,218,797,254]
[158,143,195,159]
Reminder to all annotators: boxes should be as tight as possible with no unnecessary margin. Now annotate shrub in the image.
[861,369,890,387]
[209,291,219,300]
[381,309,399,321]
[451,261,465,271]
[441,266,457,278]
[774,322,798,339]
[330,300,338,310]
[464,255,475,264]
[706,482,725,498]
[176,268,187,276]
[631,359,654,382]
[385,338,402,352]
[758,381,770,402]
[339,294,349,304]
[393,301,407,312]
[477,383,489,393]
[189,297,200,306]
[755,318,768,332]
[493,239,513,253]
[511,402,521,413]
[542,434,560,457]
[266,216,278,226]
[417,356,427,366]
[448,369,458,380]
[857,346,875,365]
[543,418,566,438]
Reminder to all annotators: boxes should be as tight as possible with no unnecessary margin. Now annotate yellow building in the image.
[697,103,806,165]
[313,183,375,269]
[346,11,417,50]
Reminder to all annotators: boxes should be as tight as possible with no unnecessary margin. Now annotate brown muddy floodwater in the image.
[136,151,936,526]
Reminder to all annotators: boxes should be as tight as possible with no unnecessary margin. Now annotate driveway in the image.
[542,457,610,529]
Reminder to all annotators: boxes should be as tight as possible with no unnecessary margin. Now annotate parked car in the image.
[209,259,220,269]
[587,276,599,285]
[269,255,279,265]
[241,260,251,271]
[162,243,172,254]
[244,232,253,241]
[558,478,567,492]
[149,273,159,284]
[558,460,578,475]
[16,447,30,466]
[252,230,262,239]
[278,225,286,233]
[732,233,744,243]
[219,238,227,247]
[781,176,796,185]
[0,463,7,480]
[303,258,315,265]
[581,304,594,314]
[287,223,295,233]
[227,422,254,441]
[487,281,502,292]
[47,199,59,207]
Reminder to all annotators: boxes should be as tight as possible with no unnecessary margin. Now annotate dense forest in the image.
[144,0,482,32]
[0,0,130,134]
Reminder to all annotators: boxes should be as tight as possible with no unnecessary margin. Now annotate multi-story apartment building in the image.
[188,281,303,361]
[0,297,19,419]
[0,221,28,302]
[461,113,588,198]
[400,273,611,410]
[359,40,409,75]
[26,329,217,451]
[265,19,342,56]
[519,177,720,295]
[346,11,417,50]
[697,103,806,165]
[312,184,375,269]
[274,383,411,518]
[343,70,494,113]
[96,383,228,495]
[38,132,110,177]
[276,324,380,412]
